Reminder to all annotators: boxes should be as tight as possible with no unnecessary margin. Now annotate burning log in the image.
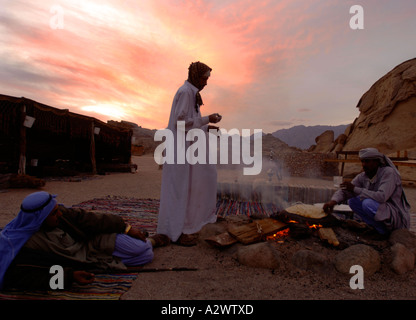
[227,218,287,245]
[289,223,312,239]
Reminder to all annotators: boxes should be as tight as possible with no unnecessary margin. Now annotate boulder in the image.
[389,229,416,254]
[342,58,416,154]
[334,244,381,277]
[390,243,415,275]
[333,133,348,152]
[291,249,330,273]
[237,242,281,269]
[313,130,335,153]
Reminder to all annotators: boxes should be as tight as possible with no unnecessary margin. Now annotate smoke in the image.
[216,153,335,210]
[216,155,291,210]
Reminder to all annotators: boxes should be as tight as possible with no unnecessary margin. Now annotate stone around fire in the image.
[237,242,281,269]
[334,244,381,277]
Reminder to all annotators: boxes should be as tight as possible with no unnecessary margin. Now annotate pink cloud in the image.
[2,0,415,133]
[0,0,343,130]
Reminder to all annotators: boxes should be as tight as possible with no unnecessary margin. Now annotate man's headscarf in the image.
[359,147,411,211]
[0,191,57,289]
[187,61,212,112]
[358,147,399,176]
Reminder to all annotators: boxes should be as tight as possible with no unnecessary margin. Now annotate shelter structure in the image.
[0,94,133,177]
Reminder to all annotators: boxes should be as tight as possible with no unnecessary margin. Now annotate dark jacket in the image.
[3,205,127,291]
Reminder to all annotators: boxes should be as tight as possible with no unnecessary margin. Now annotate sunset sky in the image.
[1,0,415,134]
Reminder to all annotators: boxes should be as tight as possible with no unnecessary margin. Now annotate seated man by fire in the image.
[0,191,169,291]
[323,148,411,235]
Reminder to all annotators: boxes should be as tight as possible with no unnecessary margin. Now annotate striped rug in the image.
[0,273,137,300]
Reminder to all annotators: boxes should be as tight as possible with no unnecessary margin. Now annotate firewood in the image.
[318,227,339,246]
[205,232,238,247]
[227,218,287,245]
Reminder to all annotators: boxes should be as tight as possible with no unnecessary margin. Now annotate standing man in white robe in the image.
[157,61,222,246]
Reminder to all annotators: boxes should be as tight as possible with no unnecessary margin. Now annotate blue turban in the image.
[0,191,57,289]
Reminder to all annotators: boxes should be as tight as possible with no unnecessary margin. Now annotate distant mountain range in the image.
[271,124,349,150]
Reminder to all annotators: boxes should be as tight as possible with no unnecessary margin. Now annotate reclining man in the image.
[0,191,169,291]
[323,148,411,236]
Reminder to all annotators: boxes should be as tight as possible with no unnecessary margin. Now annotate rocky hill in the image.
[335,58,416,181]
[342,57,416,155]
[272,125,349,150]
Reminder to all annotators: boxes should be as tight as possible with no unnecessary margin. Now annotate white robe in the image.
[157,80,217,242]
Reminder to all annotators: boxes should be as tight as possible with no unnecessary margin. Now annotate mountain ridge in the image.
[271,124,349,150]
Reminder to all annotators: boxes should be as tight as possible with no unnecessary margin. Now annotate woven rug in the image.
[0,273,137,300]
[216,199,277,217]
[72,197,160,236]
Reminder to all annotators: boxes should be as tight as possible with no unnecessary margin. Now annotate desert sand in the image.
[1,154,416,301]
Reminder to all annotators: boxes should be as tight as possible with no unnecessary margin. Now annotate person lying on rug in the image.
[0,191,169,291]
[323,148,411,236]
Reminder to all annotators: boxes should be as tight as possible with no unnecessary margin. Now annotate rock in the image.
[332,133,347,153]
[334,244,381,277]
[334,133,347,146]
[389,229,416,254]
[344,124,354,137]
[291,249,330,273]
[342,58,416,155]
[390,243,415,275]
[313,130,335,153]
[237,242,281,269]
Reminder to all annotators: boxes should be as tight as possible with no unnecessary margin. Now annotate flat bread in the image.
[284,203,327,219]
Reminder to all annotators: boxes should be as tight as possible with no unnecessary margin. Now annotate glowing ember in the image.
[307,224,323,229]
[266,220,324,243]
[266,227,290,242]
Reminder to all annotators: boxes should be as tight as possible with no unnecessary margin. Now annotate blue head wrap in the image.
[0,191,57,289]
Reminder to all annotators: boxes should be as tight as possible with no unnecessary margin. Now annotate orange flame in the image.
[307,224,323,229]
[266,221,324,243]
[266,228,290,242]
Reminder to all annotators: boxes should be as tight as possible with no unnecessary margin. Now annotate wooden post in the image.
[341,153,347,176]
[18,104,26,175]
[90,121,97,174]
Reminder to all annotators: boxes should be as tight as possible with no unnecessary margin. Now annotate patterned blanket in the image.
[72,197,160,235]
[0,273,137,300]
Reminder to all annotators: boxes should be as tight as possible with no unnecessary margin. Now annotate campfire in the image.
[265,220,336,249]
[206,203,342,248]
[268,203,340,243]
[266,221,323,242]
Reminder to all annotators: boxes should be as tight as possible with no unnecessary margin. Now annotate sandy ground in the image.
[1,154,416,301]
